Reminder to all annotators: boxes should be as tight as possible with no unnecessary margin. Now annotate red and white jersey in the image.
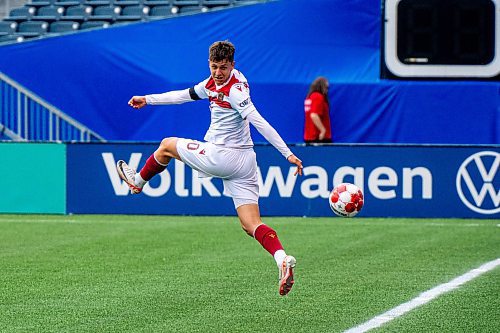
[145,69,293,159]
[193,69,256,148]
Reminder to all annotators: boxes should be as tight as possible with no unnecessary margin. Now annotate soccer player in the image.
[117,40,303,296]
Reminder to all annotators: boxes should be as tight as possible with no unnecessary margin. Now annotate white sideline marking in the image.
[344,258,500,333]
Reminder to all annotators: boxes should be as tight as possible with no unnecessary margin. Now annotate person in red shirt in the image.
[303,77,332,143]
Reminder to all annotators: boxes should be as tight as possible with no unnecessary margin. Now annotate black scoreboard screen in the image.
[383,0,500,79]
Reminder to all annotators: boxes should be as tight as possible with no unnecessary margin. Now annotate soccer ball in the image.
[329,183,364,217]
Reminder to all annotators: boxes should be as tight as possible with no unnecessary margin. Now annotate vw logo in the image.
[456,151,500,215]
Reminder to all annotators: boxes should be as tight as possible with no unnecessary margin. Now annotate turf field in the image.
[0,215,498,333]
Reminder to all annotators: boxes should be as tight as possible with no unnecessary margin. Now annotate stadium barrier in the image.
[0,142,66,213]
[0,72,106,142]
[1,142,498,218]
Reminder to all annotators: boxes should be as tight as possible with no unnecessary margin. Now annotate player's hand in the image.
[287,154,303,176]
[128,96,147,109]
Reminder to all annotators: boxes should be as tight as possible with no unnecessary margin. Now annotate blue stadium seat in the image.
[60,5,93,21]
[5,7,37,22]
[0,22,18,36]
[28,0,57,7]
[172,0,200,5]
[32,6,66,22]
[88,5,121,21]
[80,20,110,29]
[55,0,83,7]
[178,5,207,14]
[149,5,174,17]
[84,0,113,6]
[116,5,150,21]
[144,0,171,5]
[115,0,144,5]
[16,20,49,37]
[233,0,260,5]
[0,34,24,43]
[49,20,80,32]
[202,0,231,5]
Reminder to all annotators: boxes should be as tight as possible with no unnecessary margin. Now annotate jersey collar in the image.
[215,69,236,90]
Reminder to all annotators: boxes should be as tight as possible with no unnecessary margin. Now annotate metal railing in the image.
[0,72,105,142]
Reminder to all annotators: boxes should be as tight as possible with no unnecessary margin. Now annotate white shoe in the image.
[279,255,296,296]
[116,160,142,194]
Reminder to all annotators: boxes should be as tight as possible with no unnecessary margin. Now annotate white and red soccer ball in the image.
[329,183,364,217]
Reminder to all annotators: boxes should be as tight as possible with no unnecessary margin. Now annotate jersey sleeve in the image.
[145,77,210,105]
[192,78,210,100]
[228,83,256,119]
[145,89,193,105]
[246,110,293,159]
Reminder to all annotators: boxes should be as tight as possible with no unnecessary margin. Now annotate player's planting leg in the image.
[253,223,285,261]
[117,137,180,194]
[237,204,296,296]
[254,223,296,296]
[279,255,296,296]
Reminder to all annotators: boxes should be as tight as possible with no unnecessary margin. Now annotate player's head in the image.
[208,40,235,85]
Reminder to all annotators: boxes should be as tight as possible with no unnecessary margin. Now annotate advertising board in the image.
[67,143,499,218]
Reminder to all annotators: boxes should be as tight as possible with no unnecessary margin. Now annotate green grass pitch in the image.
[0,215,498,332]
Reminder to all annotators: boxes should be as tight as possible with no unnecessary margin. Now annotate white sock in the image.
[134,173,147,188]
[273,250,287,268]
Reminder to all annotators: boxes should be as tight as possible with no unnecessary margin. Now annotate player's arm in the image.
[229,83,302,175]
[128,89,192,109]
[246,110,303,176]
[128,79,209,109]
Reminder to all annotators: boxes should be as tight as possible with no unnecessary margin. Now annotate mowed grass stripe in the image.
[0,215,498,333]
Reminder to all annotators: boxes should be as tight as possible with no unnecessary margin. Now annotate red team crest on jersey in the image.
[205,73,243,109]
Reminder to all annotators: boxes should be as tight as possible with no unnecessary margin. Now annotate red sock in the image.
[253,224,284,256]
[139,154,167,181]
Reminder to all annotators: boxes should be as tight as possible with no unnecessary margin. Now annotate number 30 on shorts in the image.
[187,142,200,150]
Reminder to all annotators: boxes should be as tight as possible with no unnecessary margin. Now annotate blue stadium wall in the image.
[0,0,498,144]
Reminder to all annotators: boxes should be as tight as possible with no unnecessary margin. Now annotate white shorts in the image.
[176,138,259,208]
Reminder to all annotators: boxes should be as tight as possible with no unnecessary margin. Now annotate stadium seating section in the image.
[0,0,262,43]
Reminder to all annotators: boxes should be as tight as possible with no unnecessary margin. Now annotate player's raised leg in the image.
[117,137,180,194]
[236,203,296,296]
